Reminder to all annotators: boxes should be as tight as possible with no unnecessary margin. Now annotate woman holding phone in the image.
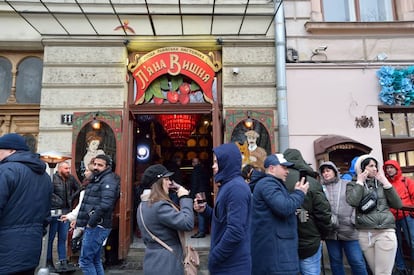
[137,164,194,275]
[346,154,402,275]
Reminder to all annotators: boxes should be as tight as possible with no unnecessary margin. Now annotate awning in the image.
[314,135,372,156]
[1,0,276,37]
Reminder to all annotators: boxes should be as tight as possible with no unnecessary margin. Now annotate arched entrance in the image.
[314,135,372,174]
[125,46,222,257]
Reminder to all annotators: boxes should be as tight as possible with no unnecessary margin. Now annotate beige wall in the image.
[38,41,128,154]
[286,64,386,170]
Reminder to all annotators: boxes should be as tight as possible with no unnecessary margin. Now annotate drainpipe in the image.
[274,0,289,151]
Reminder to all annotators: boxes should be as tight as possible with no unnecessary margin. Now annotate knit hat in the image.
[141,164,174,188]
[0,133,29,151]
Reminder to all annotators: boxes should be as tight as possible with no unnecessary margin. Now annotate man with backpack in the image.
[384,159,414,275]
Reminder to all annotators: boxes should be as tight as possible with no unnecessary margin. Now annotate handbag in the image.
[358,183,378,214]
[183,245,200,275]
[139,204,200,274]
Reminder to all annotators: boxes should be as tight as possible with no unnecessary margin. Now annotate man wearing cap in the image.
[284,148,333,275]
[0,133,53,274]
[76,154,120,275]
[251,153,309,275]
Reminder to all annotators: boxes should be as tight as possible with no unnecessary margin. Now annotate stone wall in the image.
[38,41,128,154]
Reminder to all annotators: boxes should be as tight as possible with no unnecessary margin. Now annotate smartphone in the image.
[299,170,307,182]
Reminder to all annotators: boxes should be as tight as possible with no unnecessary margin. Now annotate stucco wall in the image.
[286,64,384,170]
[38,42,128,154]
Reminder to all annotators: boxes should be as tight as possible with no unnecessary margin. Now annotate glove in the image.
[177,186,189,198]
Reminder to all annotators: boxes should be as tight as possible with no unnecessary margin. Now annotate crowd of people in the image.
[0,133,120,275]
[137,142,414,275]
[2,131,414,275]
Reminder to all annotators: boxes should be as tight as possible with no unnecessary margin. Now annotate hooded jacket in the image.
[346,154,402,230]
[203,143,252,274]
[341,156,359,181]
[0,151,53,274]
[284,148,333,259]
[319,161,358,241]
[383,159,414,220]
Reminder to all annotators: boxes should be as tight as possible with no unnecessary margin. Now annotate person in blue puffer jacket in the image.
[0,133,53,274]
[194,143,252,274]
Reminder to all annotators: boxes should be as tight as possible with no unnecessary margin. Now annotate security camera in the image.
[312,46,328,55]
[232,68,240,75]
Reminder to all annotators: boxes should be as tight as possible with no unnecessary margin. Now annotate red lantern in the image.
[158,114,200,147]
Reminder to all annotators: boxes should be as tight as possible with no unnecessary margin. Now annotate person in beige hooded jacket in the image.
[346,154,402,275]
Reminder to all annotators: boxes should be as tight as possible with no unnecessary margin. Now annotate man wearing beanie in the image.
[0,133,53,274]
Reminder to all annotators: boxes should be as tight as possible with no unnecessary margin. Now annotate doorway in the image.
[131,112,214,238]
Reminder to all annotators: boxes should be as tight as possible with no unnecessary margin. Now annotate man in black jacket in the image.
[47,160,80,272]
[76,154,120,274]
[284,148,332,275]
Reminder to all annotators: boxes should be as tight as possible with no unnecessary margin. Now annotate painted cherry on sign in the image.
[179,93,190,104]
[167,91,179,103]
[179,83,191,94]
[153,96,164,105]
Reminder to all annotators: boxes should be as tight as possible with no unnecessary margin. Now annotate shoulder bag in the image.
[139,204,200,275]
[358,181,378,214]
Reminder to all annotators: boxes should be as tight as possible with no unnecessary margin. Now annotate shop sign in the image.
[128,47,222,104]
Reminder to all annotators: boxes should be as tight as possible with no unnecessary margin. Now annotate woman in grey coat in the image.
[319,161,367,275]
[137,164,194,275]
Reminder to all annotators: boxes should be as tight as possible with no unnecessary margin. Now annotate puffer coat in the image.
[319,161,358,241]
[76,168,120,228]
[0,151,52,274]
[346,154,402,229]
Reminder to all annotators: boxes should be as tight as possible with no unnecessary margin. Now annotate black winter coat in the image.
[51,173,80,212]
[76,168,120,228]
[0,151,53,274]
[284,148,333,259]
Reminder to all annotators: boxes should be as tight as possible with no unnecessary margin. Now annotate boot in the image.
[46,259,56,273]
[56,259,68,272]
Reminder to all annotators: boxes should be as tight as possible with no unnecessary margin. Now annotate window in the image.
[322,0,394,22]
[15,57,43,104]
[0,57,12,103]
[379,111,414,138]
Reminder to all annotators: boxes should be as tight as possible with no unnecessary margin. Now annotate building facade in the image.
[1,0,413,260]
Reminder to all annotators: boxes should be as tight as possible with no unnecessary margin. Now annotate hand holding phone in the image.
[299,169,307,182]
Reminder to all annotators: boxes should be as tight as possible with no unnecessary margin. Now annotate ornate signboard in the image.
[128,47,222,105]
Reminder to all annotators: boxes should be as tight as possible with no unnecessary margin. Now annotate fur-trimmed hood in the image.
[354,154,378,175]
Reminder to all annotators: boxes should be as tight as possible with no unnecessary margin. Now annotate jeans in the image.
[395,215,414,270]
[198,213,206,234]
[325,239,368,275]
[79,226,111,275]
[47,216,70,261]
[300,243,322,275]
